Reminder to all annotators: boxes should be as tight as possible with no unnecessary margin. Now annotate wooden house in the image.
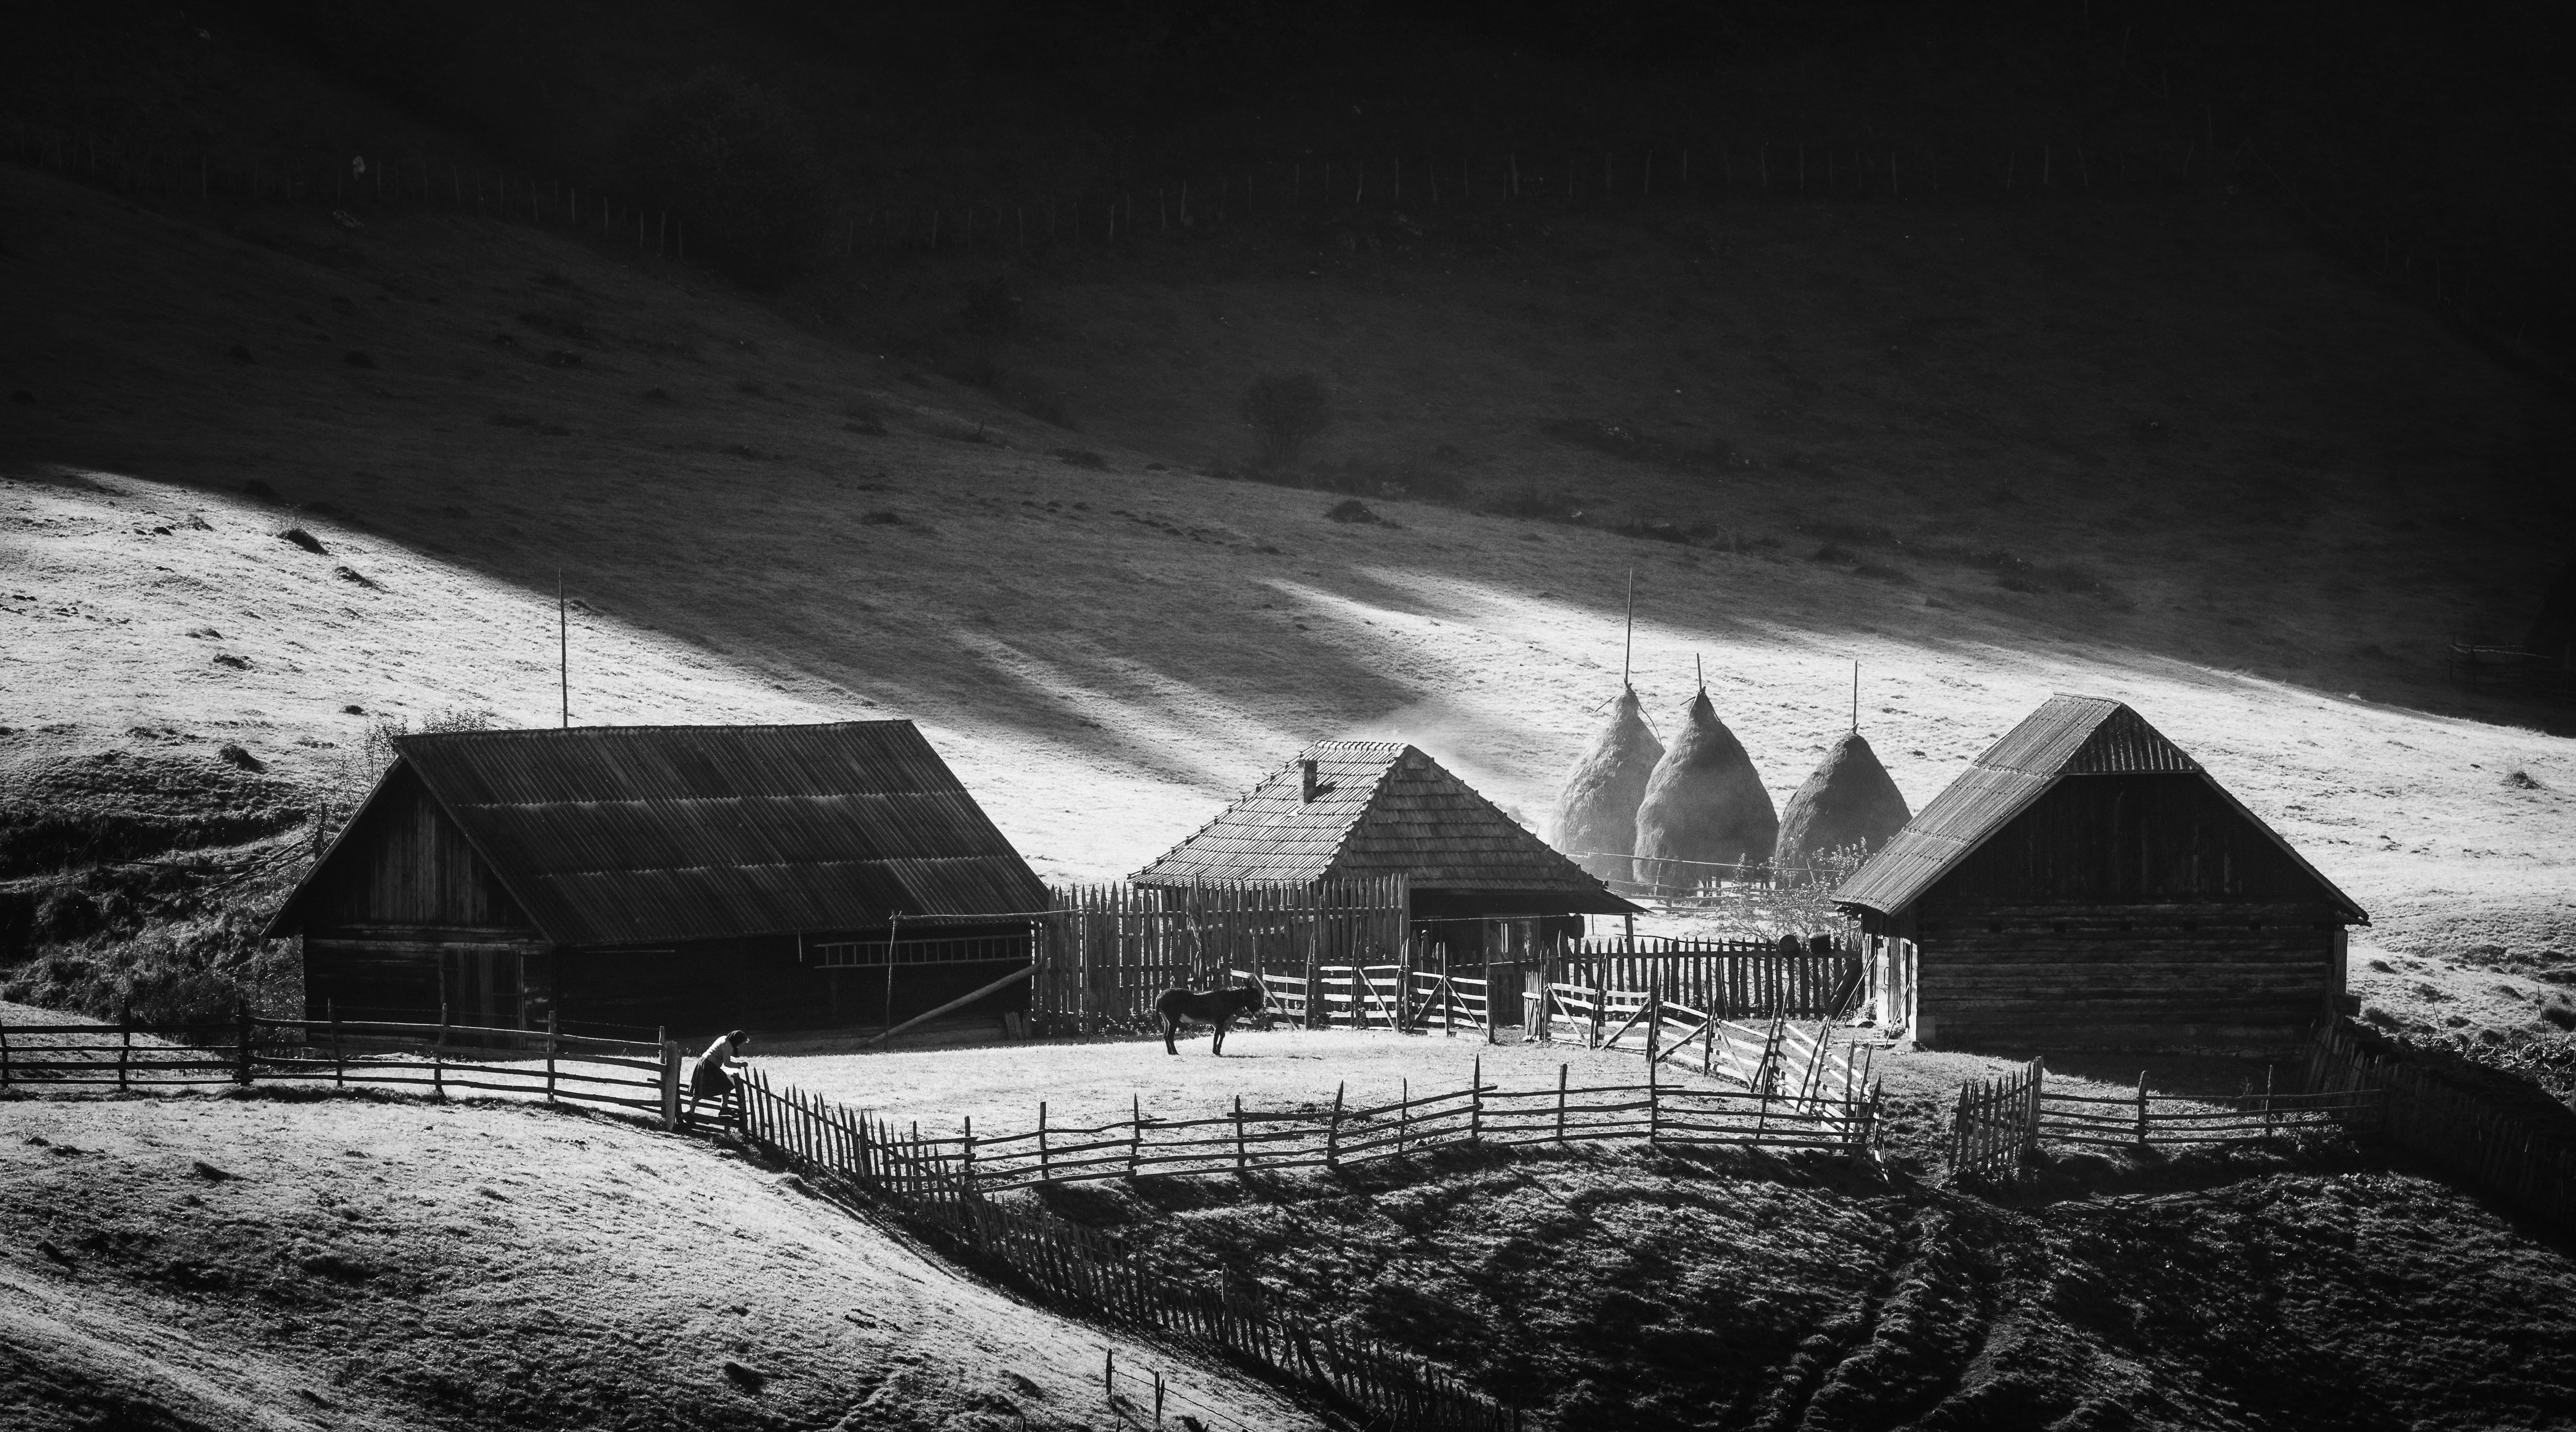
[1833,696,2366,1053]
[1131,740,1639,987]
[264,722,1048,1042]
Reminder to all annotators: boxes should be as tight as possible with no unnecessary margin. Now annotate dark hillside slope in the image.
[1054,1145,2576,1432]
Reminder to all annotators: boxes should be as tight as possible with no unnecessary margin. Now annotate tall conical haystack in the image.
[1633,689,1777,893]
[1555,687,1664,882]
[1772,731,1911,884]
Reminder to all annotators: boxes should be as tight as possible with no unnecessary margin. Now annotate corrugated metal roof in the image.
[282,722,1046,945]
[1833,695,2359,919]
[1132,740,1639,913]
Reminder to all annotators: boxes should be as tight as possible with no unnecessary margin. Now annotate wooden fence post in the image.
[1647,1048,1659,1145]
[1483,954,1497,1045]
[330,999,344,1087]
[2024,1057,2045,1165]
[1234,1095,1247,1176]
[1470,1057,1483,1144]
[119,1000,132,1092]
[544,1011,558,1104]
[2134,1070,2149,1146]
[1328,1082,1345,1169]
[1038,1100,1051,1182]
[2,1016,12,1090]
[433,1002,448,1099]
[1130,1094,1143,1179]
[1399,1077,1409,1155]
[962,1115,976,1189]
[235,1003,253,1086]
[1556,1062,1568,1144]
[1592,956,1607,1047]
[659,1040,682,1131]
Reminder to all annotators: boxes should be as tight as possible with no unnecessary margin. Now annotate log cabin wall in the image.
[555,924,1035,1040]
[1911,773,2340,1052]
[1911,901,2337,1051]
[300,765,549,1029]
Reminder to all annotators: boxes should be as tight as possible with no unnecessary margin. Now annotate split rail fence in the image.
[733,1067,1525,1432]
[0,1009,673,1120]
[1950,1054,2394,1186]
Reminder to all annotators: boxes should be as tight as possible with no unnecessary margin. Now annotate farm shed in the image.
[1833,696,2366,1054]
[265,722,1048,1042]
[1130,740,1639,982]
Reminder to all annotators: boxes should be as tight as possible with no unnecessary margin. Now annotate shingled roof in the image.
[1132,740,1639,913]
[269,722,1047,945]
[1832,695,2364,920]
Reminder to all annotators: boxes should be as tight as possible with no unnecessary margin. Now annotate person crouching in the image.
[686,1029,750,1129]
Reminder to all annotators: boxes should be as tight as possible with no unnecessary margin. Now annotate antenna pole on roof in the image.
[1695,653,1703,693]
[558,571,569,729]
[1852,660,1860,735]
[1621,567,1636,691]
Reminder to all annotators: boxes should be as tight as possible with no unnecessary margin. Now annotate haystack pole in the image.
[1633,658,1776,895]
[1554,569,1662,883]
[1773,662,1912,884]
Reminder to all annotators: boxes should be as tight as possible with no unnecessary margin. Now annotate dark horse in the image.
[1156,981,1268,1055]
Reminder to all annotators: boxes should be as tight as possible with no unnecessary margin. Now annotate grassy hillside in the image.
[4,154,2575,1035]
[0,1074,1318,1431]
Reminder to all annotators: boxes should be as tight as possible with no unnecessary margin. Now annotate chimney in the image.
[1299,758,1321,803]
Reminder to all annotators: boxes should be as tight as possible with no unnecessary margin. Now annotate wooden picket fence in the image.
[733,1067,1523,1431]
[1038,879,1409,1034]
[2305,1018,2576,1229]
[1563,939,1862,1022]
[1948,1060,2046,1183]
[0,1008,670,1119]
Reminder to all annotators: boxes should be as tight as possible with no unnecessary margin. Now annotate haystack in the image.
[1554,687,1664,882]
[1633,689,1777,893]
[1772,731,1911,884]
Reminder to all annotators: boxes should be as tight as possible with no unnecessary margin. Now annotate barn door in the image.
[1483,919,1541,1027]
[439,948,525,1039]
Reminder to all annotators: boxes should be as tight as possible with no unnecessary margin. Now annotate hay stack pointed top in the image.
[1555,686,1663,883]
[1773,730,1911,884]
[1633,685,1777,893]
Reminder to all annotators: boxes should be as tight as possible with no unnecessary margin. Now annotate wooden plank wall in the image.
[1913,900,2335,1051]
[1037,878,1408,1032]
[1932,773,2333,906]
[307,767,533,931]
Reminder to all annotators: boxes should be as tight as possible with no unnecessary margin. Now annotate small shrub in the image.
[1326,499,1382,524]
[2540,1002,2576,1032]
[215,744,264,772]
[1242,373,1332,463]
[1053,448,1106,469]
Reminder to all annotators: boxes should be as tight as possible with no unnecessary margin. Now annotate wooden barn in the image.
[1833,696,2366,1054]
[1131,740,1639,983]
[264,722,1048,1042]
